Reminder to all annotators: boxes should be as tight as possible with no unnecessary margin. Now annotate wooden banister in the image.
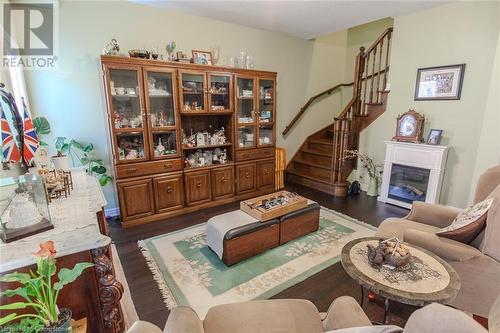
[282,82,354,136]
[282,67,389,136]
[363,27,393,55]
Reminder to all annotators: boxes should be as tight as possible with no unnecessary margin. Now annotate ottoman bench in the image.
[207,202,320,266]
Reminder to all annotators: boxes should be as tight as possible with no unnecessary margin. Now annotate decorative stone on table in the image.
[367,238,411,268]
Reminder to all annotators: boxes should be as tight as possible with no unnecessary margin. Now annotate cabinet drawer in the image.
[211,167,234,199]
[185,170,211,205]
[116,159,182,178]
[236,163,256,195]
[236,148,275,162]
[153,174,184,213]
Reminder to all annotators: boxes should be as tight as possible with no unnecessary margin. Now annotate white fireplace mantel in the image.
[378,141,450,209]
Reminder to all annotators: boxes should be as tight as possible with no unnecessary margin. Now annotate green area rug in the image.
[139,207,376,318]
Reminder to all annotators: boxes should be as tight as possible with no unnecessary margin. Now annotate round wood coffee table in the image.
[341,237,461,324]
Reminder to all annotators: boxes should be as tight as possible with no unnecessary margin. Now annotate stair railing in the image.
[332,27,393,187]
[282,27,392,137]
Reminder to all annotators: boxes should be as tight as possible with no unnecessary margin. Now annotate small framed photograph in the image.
[426,129,443,145]
[414,64,465,100]
[192,50,212,65]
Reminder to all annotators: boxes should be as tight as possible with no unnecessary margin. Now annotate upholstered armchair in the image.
[126,295,499,332]
[377,165,500,317]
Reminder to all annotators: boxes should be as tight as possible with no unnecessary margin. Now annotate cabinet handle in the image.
[265,170,269,175]
[167,186,173,193]
[164,163,172,168]
[245,172,250,178]
[264,151,271,154]
[196,181,202,188]
[126,168,138,173]
[221,177,227,183]
[243,154,250,158]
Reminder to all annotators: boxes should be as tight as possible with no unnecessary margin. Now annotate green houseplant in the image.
[0,241,93,332]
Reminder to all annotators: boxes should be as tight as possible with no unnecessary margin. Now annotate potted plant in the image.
[0,241,93,332]
[345,150,383,197]
[51,137,73,171]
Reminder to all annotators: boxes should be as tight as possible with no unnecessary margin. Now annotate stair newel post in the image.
[383,29,392,91]
[338,118,351,185]
[353,47,365,117]
[331,119,342,183]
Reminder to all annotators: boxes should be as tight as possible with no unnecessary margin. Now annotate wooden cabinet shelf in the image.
[182,143,232,151]
[102,56,276,227]
[180,111,233,116]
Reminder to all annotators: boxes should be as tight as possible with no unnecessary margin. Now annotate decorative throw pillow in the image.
[436,198,493,244]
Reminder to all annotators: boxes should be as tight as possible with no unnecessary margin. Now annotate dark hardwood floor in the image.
[109,182,410,329]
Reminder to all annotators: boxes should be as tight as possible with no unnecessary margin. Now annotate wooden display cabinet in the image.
[101,56,277,227]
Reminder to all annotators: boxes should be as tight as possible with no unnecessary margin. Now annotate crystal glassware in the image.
[210,45,220,65]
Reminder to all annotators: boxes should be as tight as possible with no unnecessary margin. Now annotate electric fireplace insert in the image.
[388,164,430,204]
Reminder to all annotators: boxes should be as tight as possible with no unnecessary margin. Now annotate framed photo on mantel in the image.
[414,64,465,101]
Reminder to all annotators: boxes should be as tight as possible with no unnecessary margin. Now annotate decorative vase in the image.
[43,308,72,333]
[367,177,379,197]
[52,155,70,171]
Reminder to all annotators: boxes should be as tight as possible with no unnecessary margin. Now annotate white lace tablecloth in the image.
[0,169,111,272]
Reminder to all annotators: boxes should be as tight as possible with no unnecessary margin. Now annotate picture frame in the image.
[192,50,212,65]
[414,64,465,101]
[426,129,443,145]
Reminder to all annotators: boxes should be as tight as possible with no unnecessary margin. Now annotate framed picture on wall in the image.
[414,64,465,101]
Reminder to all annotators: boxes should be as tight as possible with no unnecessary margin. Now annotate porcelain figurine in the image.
[126,149,138,160]
[155,138,165,156]
[120,118,129,128]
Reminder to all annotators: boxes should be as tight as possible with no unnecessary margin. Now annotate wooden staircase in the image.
[285,28,393,196]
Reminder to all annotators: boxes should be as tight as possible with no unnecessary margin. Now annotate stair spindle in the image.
[377,40,384,103]
[370,48,376,103]
[363,53,370,115]
[383,32,392,91]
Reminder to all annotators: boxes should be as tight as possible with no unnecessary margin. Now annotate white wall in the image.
[283,30,348,155]
[469,30,500,201]
[359,2,500,208]
[24,0,315,209]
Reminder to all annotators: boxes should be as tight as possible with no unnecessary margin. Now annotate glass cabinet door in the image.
[106,66,149,163]
[237,125,255,149]
[236,77,255,126]
[152,131,178,158]
[116,132,147,162]
[108,68,144,130]
[144,69,176,128]
[208,74,231,112]
[257,78,275,147]
[179,71,206,112]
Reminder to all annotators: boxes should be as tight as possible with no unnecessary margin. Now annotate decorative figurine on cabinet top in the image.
[392,109,424,143]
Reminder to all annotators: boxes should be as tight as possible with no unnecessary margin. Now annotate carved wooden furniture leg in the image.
[92,247,125,333]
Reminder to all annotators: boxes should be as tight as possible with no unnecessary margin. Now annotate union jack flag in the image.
[22,100,39,164]
[1,107,21,162]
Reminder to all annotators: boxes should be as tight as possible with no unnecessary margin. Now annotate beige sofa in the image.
[377,165,500,317]
[127,295,500,332]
